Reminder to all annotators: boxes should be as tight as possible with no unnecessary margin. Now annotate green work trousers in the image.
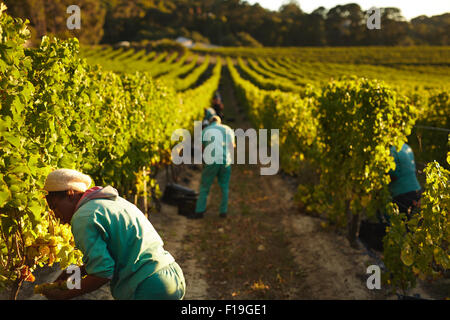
[195,164,231,214]
[134,262,186,300]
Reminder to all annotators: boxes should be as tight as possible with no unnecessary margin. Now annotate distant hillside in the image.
[4,0,450,47]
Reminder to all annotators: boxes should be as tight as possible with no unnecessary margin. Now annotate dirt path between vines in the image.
[180,67,383,300]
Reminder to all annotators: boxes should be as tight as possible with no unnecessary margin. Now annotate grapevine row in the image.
[0,7,221,296]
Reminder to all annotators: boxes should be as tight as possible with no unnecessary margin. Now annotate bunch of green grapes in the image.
[23,211,83,273]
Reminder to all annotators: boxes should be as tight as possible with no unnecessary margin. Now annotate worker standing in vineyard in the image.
[189,115,236,219]
[40,169,186,300]
[202,106,217,129]
[212,91,225,120]
[388,143,422,217]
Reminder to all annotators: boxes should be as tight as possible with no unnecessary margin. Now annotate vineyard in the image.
[0,3,449,301]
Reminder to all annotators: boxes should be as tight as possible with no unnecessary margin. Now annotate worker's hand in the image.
[37,273,109,300]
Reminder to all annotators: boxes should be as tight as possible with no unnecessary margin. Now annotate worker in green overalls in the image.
[389,143,422,217]
[202,106,217,129]
[40,169,186,300]
[189,116,235,219]
[360,143,422,249]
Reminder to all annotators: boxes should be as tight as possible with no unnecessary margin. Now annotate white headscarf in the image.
[44,169,92,192]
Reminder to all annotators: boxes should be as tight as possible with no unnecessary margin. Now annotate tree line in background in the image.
[4,0,449,47]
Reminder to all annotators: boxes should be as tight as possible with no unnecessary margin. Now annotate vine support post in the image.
[171,164,178,183]
[165,165,170,184]
[346,199,361,248]
[10,277,23,300]
[143,166,148,218]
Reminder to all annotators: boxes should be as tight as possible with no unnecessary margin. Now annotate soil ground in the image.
[2,67,448,301]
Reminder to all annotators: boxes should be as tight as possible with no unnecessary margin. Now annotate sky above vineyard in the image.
[247,0,450,20]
